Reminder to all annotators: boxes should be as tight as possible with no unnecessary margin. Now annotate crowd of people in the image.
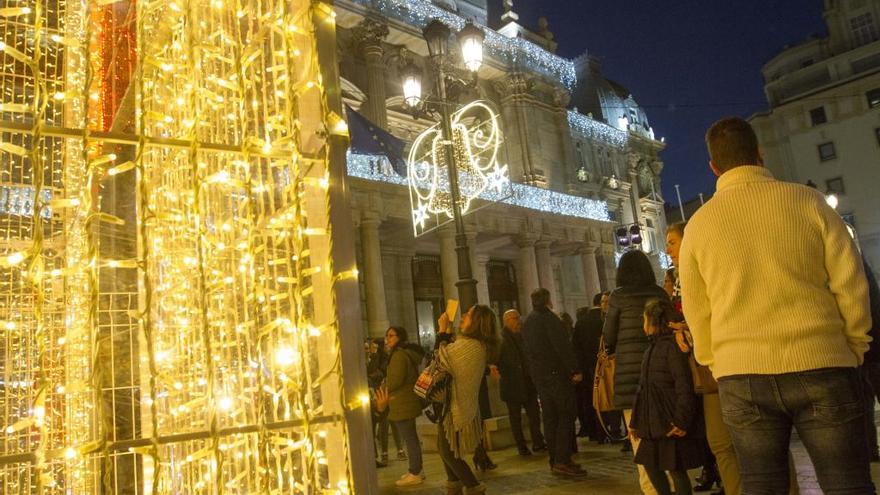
[364,117,880,495]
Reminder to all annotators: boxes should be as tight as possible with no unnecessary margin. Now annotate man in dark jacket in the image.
[492,309,547,456]
[572,292,608,441]
[521,288,586,478]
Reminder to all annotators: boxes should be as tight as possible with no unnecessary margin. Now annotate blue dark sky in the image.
[498,0,827,202]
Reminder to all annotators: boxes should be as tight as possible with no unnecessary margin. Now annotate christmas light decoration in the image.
[348,153,610,223]
[567,110,628,149]
[407,100,510,235]
[349,0,576,89]
[0,0,359,493]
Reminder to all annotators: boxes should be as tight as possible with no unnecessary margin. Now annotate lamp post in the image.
[403,19,485,312]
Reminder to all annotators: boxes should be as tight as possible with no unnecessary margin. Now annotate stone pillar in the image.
[627,154,642,226]
[396,251,418,337]
[438,226,459,304]
[580,245,602,301]
[554,88,578,190]
[515,235,540,311]
[352,19,389,128]
[599,247,617,291]
[474,254,491,305]
[534,239,559,307]
[360,212,389,337]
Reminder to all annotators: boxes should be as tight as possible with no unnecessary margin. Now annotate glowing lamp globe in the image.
[401,62,423,107]
[458,22,485,72]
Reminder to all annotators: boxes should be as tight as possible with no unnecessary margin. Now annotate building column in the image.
[353,19,389,128]
[396,251,418,337]
[360,212,389,337]
[515,235,540,311]
[598,247,617,291]
[475,254,491,305]
[580,245,602,301]
[438,226,459,304]
[627,154,642,226]
[534,239,559,307]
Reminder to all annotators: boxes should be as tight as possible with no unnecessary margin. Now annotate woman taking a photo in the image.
[437,305,500,495]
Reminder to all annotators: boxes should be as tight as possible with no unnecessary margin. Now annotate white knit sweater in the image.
[679,166,871,379]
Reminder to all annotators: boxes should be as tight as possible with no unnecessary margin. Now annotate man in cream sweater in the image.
[679,117,874,494]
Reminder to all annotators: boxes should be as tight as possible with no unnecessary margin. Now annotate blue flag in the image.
[346,105,408,177]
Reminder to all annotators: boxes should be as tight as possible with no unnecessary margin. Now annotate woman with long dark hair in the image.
[602,249,670,494]
[385,326,427,487]
[437,305,500,495]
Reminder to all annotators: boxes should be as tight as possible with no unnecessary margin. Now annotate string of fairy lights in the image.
[0,0,362,493]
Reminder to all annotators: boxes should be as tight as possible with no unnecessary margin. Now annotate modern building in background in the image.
[750,0,880,270]
[335,0,668,350]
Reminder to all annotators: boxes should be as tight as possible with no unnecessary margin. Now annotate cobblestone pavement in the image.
[377,435,880,495]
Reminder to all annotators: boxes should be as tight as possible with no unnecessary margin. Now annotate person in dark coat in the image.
[860,260,880,462]
[521,288,586,478]
[572,292,607,442]
[492,309,547,456]
[630,298,706,495]
[602,249,670,493]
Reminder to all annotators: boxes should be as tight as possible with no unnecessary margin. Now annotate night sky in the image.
[495,0,827,203]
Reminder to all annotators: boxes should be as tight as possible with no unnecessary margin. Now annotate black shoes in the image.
[532,443,548,452]
[694,464,722,492]
[517,446,532,456]
[620,439,632,452]
[551,463,587,477]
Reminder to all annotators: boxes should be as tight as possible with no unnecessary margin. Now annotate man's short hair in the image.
[531,288,551,310]
[705,117,760,173]
[592,293,603,306]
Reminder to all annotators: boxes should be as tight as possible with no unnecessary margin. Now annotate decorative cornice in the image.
[351,18,389,52]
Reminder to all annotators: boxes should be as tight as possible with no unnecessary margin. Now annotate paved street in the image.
[378,430,880,494]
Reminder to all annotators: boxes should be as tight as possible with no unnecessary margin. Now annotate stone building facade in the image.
[334,0,667,348]
[750,0,880,271]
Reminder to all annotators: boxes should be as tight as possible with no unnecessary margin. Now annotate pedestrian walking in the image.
[602,249,670,495]
[521,288,587,478]
[384,327,427,487]
[436,305,500,495]
[492,309,547,456]
[680,117,874,494]
[630,298,706,495]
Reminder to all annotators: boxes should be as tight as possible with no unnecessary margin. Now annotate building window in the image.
[810,106,828,126]
[818,142,836,161]
[868,88,880,108]
[826,177,846,195]
[851,13,879,47]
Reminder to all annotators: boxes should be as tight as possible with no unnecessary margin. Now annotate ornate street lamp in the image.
[404,19,488,312]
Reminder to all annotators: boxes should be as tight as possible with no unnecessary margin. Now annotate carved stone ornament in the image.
[351,18,389,51]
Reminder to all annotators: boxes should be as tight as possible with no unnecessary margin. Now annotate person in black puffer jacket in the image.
[602,249,670,494]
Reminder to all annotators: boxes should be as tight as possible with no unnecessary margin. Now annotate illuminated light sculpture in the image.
[407,101,511,236]
[0,0,360,493]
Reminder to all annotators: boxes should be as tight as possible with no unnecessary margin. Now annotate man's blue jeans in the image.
[718,367,874,495]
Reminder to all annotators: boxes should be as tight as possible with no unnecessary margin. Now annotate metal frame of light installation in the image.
[348,153,610,223]
[567,110,628,149]
[348,0,577,89]
[0,0,360,493]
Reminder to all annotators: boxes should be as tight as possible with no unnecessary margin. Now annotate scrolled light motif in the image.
[408,100,510,236]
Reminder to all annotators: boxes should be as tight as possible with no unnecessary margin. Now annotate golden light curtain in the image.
[0,0,358,493]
